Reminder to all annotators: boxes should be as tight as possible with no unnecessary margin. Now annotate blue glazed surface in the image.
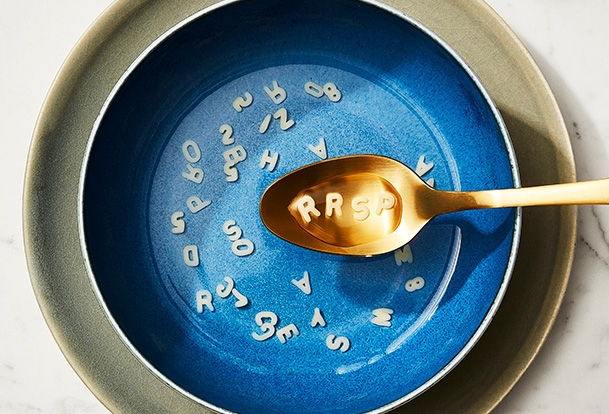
[82,1,518,413]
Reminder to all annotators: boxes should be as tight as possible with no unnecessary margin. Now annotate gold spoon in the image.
[259,154,607,256]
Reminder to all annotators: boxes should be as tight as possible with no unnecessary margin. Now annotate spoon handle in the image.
[437,178,609,214]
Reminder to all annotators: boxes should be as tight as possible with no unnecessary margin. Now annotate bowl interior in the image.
[82,0,519,413]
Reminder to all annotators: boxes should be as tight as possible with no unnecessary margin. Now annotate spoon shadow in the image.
[334,208,518,313]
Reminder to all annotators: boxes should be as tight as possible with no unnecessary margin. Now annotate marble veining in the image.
[580,206,609,268]
[3,1,609,413]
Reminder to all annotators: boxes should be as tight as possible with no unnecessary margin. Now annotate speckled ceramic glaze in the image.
[25,0,581,412]
[79,0,519,413]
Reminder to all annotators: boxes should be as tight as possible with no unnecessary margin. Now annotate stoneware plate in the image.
[23,0,576,413]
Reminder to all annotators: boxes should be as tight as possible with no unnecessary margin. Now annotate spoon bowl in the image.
[260,155,438,256]
[260,154,609,256]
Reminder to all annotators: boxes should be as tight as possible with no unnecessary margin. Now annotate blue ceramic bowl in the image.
[81,0,520,412]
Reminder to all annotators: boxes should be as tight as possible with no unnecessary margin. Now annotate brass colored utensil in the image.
[260,154,598,256]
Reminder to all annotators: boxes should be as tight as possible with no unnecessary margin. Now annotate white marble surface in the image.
[2,0,609,412]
